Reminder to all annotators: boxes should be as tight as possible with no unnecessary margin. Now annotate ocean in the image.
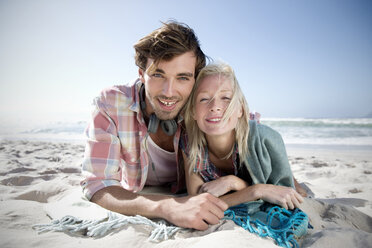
[261,118,372,148]
[1,118,372,149]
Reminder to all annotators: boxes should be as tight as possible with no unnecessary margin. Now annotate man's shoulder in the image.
[93,79,142,116]
[95,79,140,106]
[100,79,140,100]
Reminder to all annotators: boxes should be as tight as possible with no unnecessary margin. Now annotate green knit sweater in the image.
[244,120,295,188]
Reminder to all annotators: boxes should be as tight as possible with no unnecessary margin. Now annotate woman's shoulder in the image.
[248,120,283,143]
[249,120,280,135]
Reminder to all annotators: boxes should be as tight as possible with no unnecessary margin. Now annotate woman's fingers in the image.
[261,184,305,210]
[287,189,304,209]
[287,196,295,209]
[291,195,300,209]
[198,184,206,194]
[197,179,231,197]
[296,191,304,203]
[280,200,288,210]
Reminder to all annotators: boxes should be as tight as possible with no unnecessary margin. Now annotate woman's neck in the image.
[205,131,235,160]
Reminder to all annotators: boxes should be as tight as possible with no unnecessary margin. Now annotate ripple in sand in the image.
[39,169,59,175]
[318,198,368,208]
[24,148,42,154]
[59,167,80,174]
[34,156,61,162]
[15,190,58,203]
[349,188,363,194]
[311,161,329,168]
[0,175,55,186]
[0,167,37,176]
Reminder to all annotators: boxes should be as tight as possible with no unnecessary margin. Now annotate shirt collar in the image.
[196,142,239,174]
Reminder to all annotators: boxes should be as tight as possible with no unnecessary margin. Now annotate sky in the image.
[1,0,371,125]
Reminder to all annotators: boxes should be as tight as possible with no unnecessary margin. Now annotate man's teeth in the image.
[209,118,221,122]
[159,100,176,106]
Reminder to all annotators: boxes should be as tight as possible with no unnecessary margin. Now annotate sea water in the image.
[1,117,372,149]
[261,118,372,149]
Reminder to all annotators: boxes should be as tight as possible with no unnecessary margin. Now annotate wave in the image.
[261,118,372,146]
[0,120,88,143]
[22,121,87,134]
[261,118,372,128]
[1,118,372,146]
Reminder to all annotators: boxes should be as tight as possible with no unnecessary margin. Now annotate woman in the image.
[180,62,310,247]
[181,62,304,210]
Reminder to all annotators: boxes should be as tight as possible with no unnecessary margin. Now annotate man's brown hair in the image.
[134,21,206,77]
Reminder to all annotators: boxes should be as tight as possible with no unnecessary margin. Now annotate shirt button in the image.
[139,131,142,136]
[131,157,136,162]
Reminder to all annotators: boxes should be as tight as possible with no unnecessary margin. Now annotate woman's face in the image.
[193,74,242,137]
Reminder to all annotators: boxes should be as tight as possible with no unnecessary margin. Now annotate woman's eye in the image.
[199,98,208,102]
[222,96,231,101]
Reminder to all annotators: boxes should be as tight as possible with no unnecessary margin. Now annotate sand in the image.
[0,139,371,248]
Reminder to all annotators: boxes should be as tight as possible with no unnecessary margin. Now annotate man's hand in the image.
[163,193,228,230]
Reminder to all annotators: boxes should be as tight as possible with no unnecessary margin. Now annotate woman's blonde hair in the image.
[183,62,250,171]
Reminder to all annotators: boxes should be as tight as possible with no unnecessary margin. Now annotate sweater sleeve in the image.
[244,120,295,188]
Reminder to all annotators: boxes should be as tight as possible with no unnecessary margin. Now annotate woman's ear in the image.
[138,68,145,83]
[238,106,243,118]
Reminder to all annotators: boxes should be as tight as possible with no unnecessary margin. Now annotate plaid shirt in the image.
[81,79,184,200]
[180,134,239,182]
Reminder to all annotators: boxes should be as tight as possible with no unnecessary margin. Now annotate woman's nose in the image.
[209,99,222,112]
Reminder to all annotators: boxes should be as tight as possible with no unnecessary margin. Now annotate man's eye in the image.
[152,73,163,78]
[178,77,190,81]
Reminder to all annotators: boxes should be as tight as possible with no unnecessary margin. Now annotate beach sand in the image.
[0,139,371,248]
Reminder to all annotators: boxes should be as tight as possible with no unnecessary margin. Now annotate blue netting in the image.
[224,204,311,248]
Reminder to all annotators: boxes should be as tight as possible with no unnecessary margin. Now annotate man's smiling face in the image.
[140,51,197,120]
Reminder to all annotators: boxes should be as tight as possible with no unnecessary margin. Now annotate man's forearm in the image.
[90,185,228,230]
[90,185,172,219]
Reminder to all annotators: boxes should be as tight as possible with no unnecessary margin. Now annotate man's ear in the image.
[138,68,145,83]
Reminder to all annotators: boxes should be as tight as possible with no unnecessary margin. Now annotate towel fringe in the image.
[33,204,310,246]
[32,212,181,242]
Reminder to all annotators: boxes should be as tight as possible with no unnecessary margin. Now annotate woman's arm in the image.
[182,151,205,195]
[182,151,247,197]
[198,175,248,197]
[220,184,304,209]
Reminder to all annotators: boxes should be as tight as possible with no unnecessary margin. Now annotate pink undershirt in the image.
[145,135,177,186]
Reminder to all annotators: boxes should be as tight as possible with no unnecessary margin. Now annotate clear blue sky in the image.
[1,0,371,123]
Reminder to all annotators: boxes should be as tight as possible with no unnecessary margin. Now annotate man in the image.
[81,21,307,232]
[81,21,227,231]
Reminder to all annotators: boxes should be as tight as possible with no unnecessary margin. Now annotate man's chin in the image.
[154,110,179,121]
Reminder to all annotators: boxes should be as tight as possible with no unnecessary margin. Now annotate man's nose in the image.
[162,78,175,97]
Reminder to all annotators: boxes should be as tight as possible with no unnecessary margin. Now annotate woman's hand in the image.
[254,184,304,209]
[198,175,248,197]
[294,177,308,197]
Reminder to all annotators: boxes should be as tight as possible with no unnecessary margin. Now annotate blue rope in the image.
[224,204,311,248]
